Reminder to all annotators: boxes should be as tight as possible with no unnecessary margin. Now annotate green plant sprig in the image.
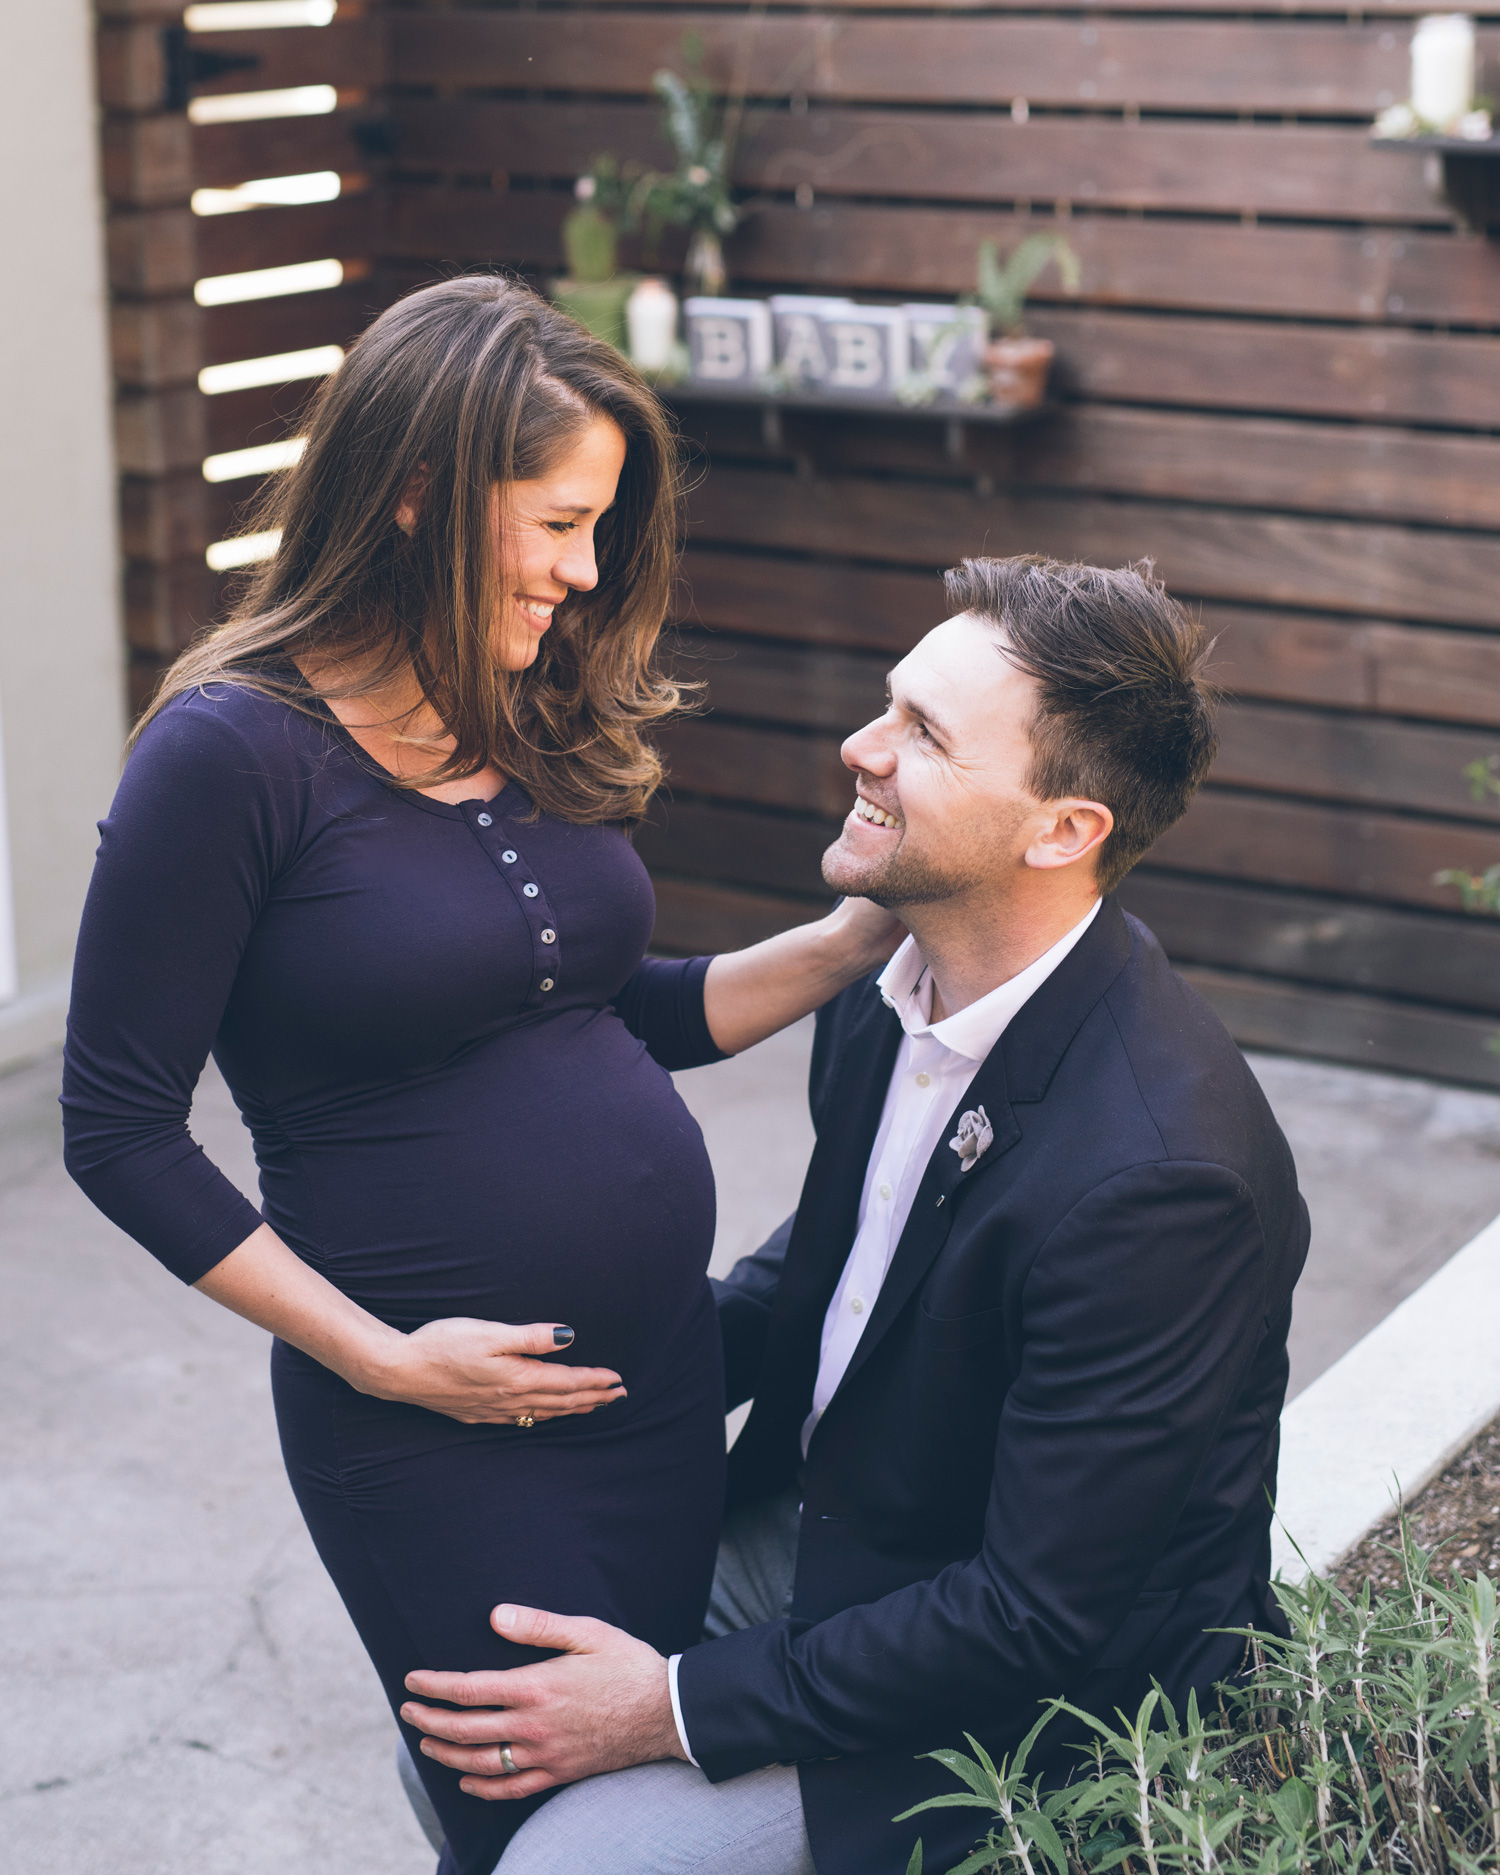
[900,1525,1500,1875]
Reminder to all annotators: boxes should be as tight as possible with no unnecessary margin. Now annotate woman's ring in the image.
[515,1412,535,1429]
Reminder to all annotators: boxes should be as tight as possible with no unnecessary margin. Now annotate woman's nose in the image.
[554,540,600,593]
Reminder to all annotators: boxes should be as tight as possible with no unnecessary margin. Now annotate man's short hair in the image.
[943,555,1219,895]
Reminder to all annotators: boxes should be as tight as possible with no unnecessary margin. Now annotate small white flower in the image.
[949,1105,994,1173]
[1457,108,1494,142]
[687,164,711,187]
[575,175,597,201]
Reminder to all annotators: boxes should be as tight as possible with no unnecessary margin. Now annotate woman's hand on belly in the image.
[368,1317,627,1424]
[194,1226,624,1425]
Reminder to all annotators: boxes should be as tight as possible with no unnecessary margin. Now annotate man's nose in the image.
[841,719,893,775]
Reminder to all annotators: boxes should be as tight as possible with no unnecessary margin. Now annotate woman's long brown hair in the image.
[133,274,685,823]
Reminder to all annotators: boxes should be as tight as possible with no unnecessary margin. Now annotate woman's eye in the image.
[545,521,578,535]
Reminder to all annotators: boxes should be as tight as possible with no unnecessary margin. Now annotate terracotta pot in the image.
[983,335,1055,408]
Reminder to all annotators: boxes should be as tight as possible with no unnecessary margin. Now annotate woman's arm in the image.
[63,695,617,1426]
[197,1225,625,1424]
[701,896,904,1056]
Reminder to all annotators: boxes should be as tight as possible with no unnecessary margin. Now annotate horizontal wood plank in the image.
[675,399,1500,530]
[185,17,382,96]
[1214,703,1500,821]
[637,797,840,899]
[1154,788,1500,911]
[389,13,1459,116]
[192,110,378,190]
[397,96,1447,226]
[686,466,1500,628]
[675,552,1500,727]
[1178,966,1500,1089]
[202,281,378,368]
[206,377,322,456]
[650,876,828,954]
[1118,871,1500,1016]
[671,643,1500,818]
[1031,309,1500,430]
[670,629,888,731]
[195,191,379,280]
[658,710,1500,907]
[386,186,1500,330]
[675,548,942,656]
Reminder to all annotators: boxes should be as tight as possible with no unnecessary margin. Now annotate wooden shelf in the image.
[659,381,1049,456]
[1371,132,1500,233]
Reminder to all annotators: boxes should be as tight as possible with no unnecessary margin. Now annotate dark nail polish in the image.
[553,1326,574,1346]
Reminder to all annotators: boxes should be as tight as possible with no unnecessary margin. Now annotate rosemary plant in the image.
[900,1533,1500,1875]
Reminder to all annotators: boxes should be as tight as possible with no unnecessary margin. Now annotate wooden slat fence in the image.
[95,0,1500,1086]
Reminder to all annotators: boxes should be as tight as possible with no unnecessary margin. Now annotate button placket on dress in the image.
[463,803,562,1005]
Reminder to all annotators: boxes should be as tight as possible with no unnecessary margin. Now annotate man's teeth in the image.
[855,796,900,829]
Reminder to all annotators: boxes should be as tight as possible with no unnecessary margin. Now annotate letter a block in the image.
[768,294,853,387]
[684,298,774,388]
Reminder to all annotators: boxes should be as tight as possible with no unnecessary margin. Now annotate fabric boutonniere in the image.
[948,1105,994,1174]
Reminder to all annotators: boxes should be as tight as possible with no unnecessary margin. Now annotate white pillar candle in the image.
[1410,14,1475,132]
[626,278,679,371]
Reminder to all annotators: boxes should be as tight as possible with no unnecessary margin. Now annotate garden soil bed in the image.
[1331,1407,1500,1595]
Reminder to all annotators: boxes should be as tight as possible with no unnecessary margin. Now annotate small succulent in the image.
[973,233,1081,338]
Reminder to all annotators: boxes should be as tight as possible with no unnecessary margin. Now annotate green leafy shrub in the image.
[900,1535,1500,1875]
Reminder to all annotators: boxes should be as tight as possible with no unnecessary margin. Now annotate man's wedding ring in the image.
[515,1412,535,1429]
[499,1745,518,1775]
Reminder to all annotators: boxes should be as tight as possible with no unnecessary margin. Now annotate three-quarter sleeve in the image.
[62,694,294,1284]
[611,954,727,1071]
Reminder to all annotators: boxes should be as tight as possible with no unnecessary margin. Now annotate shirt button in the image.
[539,978,555,992]
[878,1182,892,1201]
[523,883,539,898]
[476,812,493,827]
[540,928,556,945]
[850,1296,865,1315]
[915,1071,931,1088]
[501,850,518,864]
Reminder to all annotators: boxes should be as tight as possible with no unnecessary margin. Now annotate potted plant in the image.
[630,51,744,297]
[552,157,637,350]
[973,232,1081,408]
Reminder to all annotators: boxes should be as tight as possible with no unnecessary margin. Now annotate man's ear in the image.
[394,463,430,537]
[1023,799,1113,874]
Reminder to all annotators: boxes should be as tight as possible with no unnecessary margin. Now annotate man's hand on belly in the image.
[401,1605,687,1799]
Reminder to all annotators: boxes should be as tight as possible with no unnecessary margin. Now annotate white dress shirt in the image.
[668,897,1101,1764]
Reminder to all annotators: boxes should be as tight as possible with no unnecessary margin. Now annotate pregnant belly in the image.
[254,1014,718,1382]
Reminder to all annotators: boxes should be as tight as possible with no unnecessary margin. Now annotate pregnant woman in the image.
[62,277,895,1875]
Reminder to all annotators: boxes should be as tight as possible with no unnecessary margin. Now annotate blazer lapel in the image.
[824,897,1134,1406]
[730,983,903,1473]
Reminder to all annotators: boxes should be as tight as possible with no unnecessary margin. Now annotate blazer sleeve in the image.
[611,955,727,1071]
[712,1213,795,1411]
[61,697,293,1284]
[676,1159,1270,1777]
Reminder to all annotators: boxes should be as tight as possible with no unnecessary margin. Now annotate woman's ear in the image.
[395,463,430,537]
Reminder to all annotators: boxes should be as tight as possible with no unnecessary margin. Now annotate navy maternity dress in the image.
[62,681,728,1875]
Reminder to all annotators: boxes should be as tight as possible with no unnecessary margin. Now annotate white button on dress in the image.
[523,883,539,898]
[476,813,493,827]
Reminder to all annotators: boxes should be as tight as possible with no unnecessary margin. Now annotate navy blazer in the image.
[678,899,1309,1875]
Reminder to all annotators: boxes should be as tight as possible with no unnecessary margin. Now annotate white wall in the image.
[0,0,126,1068]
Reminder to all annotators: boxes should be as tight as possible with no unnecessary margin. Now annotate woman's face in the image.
[492,414,628,671]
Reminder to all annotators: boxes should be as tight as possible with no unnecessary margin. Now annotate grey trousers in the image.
[398,1483,812,1874]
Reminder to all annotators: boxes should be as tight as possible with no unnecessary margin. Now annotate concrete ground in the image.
[3,1029,1499,1873]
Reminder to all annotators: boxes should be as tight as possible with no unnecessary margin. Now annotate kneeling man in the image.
[403,554,1310,1875]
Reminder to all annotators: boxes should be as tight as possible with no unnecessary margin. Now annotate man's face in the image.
[822,612,1049,908]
